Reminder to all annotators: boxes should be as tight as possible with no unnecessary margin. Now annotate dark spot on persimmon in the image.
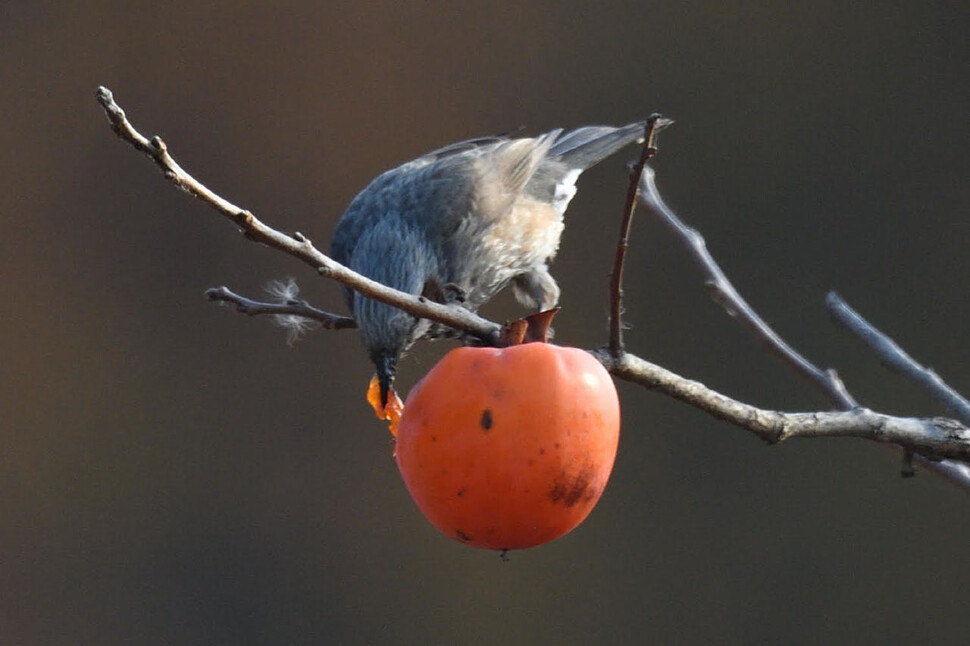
[538,448,545,455]
[456,529,471,542]
[548,463,595,508]
[480,409,493,431]
[457,488,465,497]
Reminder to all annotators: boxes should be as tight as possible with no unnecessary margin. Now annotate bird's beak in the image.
[366,352,404,436]
[367,375,404,437]
[374,352,397,408]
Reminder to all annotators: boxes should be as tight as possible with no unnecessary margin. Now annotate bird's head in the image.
[358,297,422,435]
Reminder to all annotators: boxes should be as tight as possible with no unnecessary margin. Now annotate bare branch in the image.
[205,286,357,329]
[595,350,970,462]
[95,86,502,346]
[827,292,970,423]
[608,115,666,356]
[636,166,856,408]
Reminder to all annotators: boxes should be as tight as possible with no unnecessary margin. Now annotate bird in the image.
[330,122,646,412]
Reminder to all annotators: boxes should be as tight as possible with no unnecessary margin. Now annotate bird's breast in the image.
[481,197,564,265]
[451,196,564,308]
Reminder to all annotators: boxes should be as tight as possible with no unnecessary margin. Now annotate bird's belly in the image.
[459,198,564,308]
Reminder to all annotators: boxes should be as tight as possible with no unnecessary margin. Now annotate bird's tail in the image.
[549,122,646,171]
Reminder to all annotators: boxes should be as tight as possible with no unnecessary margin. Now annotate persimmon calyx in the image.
[499,307,560,346]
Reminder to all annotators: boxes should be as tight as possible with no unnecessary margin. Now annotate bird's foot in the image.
[441,283,466,305]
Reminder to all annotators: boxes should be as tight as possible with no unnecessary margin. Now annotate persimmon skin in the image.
[395,343,620,550]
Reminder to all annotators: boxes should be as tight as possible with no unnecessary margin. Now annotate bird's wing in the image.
[399,129,563,232]
[547,122,645,170]
[417,136,508,161]
[525,122,646,215]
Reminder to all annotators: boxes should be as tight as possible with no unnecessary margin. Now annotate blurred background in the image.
[2,2,969,644]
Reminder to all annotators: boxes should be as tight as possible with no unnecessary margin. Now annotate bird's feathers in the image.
[330,122,645,387]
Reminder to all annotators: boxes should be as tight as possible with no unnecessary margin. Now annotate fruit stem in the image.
[498,308,560,346]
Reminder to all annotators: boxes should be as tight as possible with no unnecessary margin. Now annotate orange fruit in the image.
[395,343,620,550]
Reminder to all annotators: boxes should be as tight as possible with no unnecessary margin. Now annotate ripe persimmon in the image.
[394,342,620,550]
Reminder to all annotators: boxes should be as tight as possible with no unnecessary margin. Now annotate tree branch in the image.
[827,292,970,423]
[96,86,970,484]
[594,350,970,461]
[608,115,666,355]
[205,285,357,329]
[636,166,857,408]
[636,166,970,488]
[95,86,501,347]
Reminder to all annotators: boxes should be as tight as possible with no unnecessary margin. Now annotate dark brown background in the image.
[3,2,969,644]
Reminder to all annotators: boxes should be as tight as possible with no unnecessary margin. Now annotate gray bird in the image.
[331,122,645,406]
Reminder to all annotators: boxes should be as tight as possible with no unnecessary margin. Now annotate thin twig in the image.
[608,115,665,356]
[827,292,970,423]
[205,286,357,329]
[95,86,501,346]
[637,166,857,407]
